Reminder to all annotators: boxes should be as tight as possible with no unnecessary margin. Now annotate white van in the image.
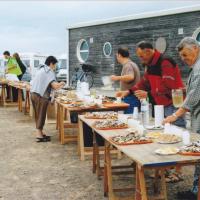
[56,55,67,82]
[19,53,47,80]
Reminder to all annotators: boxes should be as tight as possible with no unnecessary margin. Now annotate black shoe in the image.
[177,190,197,200]
[43,135,51,141]
[36,136,51,143]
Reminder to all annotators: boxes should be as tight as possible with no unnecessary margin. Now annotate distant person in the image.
[110,47,140,113]
[13,53,26,80]
[3,51,22,79]
[3,51,22,101]
[30,56,65,142]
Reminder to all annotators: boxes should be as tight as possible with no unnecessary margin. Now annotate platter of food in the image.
[146,125,164,130]
[157,134,182,144]
[84,112,117,119]
[110,129,153,145]
[93,120,128,130]
[146,132,162,139]
[179,141,200,156]
[59,97,73,104]
[155,147,179,155]
[103,102,129,108]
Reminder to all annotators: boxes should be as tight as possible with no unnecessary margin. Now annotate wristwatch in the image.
[172,113,178,118]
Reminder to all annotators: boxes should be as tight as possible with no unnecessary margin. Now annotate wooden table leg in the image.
[96,143,101,179]
[27,91,30,112]
[24,91,30,114]
[135,165,147,200]
[104,142,108,197]
[9,85,13,102]
[160,169,168,200]
[104,141,115,200]
[18,88,22,112]
[1,84,7,106]
[92,130,97,174]
[0,84,5,106]
[135,165,142,200]
[56,103,60,130]
[59,105,65,144]
[78,118,85,161]
[153,169,160,194]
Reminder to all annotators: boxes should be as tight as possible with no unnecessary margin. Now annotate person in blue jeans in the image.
[110,47,140,114]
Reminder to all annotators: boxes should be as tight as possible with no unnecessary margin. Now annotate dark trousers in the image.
[6,74,23,102]
[6,85,18,102]
[123,94,140,114]
[31,93,49,130]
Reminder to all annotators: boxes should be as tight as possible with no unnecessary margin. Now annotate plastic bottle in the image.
[140,99,149,127]
[76,80,81,93]
[133,107,139,120]
[182,131,190,145]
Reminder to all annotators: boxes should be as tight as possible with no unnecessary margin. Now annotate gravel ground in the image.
[0,106,195,200]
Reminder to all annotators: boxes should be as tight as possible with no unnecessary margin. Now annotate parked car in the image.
[56,58,67,82]
[21,67,31,82]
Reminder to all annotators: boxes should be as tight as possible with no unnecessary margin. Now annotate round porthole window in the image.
[77,39,89,63]
[193,27,200,43]
[155,37,167,53]
[103,42,112,57]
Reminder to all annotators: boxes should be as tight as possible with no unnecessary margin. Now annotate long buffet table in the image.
[0,80,31,114]
[78,115,200,200]
[1,79,200,199]
[55,98,129,156]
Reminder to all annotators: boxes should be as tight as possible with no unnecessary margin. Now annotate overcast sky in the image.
[0,1,200,56]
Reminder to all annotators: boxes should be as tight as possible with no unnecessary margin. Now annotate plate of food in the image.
[93,119,128,130]
[83,102,98,108]
[84,112,118,119]
[110,129,153,145]
[155,147,179,155]
[68,103,84,108]
[146,132,162,139]
[103,102,129,108]
[157,134,182,144]
[60,98,73,104]
[145,125,164,130]
[179,141,200,156]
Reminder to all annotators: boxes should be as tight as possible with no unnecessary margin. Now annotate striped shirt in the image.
[182,53,200,132]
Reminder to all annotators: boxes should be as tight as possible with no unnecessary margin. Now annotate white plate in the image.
[146,125,164,130]
[157,139,182,144]
[155,147,179,155]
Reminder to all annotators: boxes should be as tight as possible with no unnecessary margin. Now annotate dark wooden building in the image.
[67,6,200,87]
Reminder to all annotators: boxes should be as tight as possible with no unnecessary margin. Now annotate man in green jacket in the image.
[3,51,22,101]
[3,51,22,77]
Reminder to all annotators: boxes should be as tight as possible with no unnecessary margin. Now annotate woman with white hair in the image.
[164,37,200,200]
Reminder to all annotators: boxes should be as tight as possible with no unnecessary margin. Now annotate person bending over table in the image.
[30,56,65,142]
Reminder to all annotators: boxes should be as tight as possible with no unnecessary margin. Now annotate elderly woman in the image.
[164,37,200,200]
[31,56,65,142]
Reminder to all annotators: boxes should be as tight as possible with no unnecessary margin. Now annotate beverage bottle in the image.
[140,99,149,127]
[133,107,139,120]
[76,80,81,93]
[182,131,190,145]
